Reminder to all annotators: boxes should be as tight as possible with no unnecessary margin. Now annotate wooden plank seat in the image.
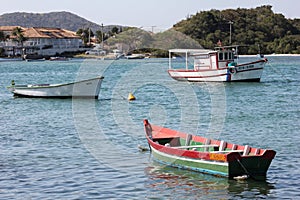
[174,144,219,149]
[210,150,244,153]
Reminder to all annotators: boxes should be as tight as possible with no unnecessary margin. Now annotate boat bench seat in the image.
[174,144,219,149]
[210,150,244,154]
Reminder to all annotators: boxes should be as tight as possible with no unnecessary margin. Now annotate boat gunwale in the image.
[167,59,266,73]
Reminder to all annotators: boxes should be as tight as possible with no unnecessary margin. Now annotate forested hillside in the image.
[0,11,123,33]
[173,5,300,54]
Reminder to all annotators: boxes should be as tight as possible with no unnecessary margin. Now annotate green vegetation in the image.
[173,5,300,54]
[76,28,94,46]
[106,28,202,57]
[76,26,122,46]
[12,27,27,47]
[0,31,5,41]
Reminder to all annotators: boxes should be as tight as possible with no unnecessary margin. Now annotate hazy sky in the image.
[1,0,299,31]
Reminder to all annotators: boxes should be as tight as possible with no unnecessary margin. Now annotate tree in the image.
[111,26,119,35]
[12,27,27,46]
[0,31,6,41]
[95,30,103,43]
[76,28,94,45]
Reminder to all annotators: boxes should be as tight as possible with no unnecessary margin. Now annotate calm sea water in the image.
[0,56,299,199]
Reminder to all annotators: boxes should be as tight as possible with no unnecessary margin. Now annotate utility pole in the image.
[101,23,104,49]
[88,27,91,45]
[151,26,156,33]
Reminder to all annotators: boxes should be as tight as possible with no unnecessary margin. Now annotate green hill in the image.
[173,5,300,54]
[0,11,123,33]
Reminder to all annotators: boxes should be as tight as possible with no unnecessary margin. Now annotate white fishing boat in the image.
[7,76,104,99]
[168,45,268,82]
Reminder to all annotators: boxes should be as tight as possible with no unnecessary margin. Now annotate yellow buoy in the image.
[128,93,136,101]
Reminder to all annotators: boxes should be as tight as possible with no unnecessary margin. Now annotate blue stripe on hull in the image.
[152,158,228,177]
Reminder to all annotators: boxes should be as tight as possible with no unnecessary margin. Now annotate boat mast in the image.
[101,23,104,49]
[228,21,233,45]
[185,51,188,70]
[169,51,171,69]
[88,27,91,45]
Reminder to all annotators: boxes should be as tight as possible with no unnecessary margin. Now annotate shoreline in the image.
[239,54,300,57]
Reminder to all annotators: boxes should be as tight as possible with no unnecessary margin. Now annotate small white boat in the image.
[49,57,69,61]
[168,45,268,82]
[125,54,145,59]
[7,76,104,99]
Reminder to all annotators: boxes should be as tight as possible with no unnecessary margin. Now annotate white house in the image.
[0,26,83,56]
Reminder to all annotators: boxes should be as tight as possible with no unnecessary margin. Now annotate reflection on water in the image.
[144,162,275,199]
[227,179,275,199]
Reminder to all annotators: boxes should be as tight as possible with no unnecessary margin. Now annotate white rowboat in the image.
[7,76,104,99]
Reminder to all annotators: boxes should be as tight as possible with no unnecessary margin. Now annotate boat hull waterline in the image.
[7,76,104,99]
[144,119,276,180]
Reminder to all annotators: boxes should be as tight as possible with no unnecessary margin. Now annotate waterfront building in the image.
[0,26,83,56]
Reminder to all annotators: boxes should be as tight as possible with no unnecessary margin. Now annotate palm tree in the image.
[12,27,27,46]
[12,27,27,57]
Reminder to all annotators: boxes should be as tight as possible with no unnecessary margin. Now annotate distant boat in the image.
[26,58,46,62]
[49,56,69,61]
[143,119,276,180]
[7,76,104,99]
[168,45,268,82]
[24,54,45,62]
[125,54,145,59]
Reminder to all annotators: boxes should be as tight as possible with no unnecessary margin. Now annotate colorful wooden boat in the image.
[7,76,104,99]
[143,119,276,180]
[168,45,268,82]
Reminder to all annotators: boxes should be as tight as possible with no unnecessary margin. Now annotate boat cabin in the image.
[169,46,237,71]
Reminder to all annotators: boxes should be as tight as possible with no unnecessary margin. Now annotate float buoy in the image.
[128,93,136,101]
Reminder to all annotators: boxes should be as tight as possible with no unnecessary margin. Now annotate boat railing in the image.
[210,150,244,153]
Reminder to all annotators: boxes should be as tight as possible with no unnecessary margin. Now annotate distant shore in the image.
[239,54,300,57]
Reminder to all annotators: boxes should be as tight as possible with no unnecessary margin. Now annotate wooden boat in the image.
[7,76,104,99]
[168,45,268,82]
[143,119,276,180]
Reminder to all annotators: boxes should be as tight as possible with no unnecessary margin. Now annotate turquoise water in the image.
[0,57,299,199]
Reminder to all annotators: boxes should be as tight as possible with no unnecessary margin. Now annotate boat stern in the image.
[227,150,276,180]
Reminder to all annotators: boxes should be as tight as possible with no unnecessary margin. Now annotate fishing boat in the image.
[168,45,268,82]
[143,119,276,180]
[7,76,104,99]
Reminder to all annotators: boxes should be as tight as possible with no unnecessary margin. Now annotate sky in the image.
[1,0,299,31]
